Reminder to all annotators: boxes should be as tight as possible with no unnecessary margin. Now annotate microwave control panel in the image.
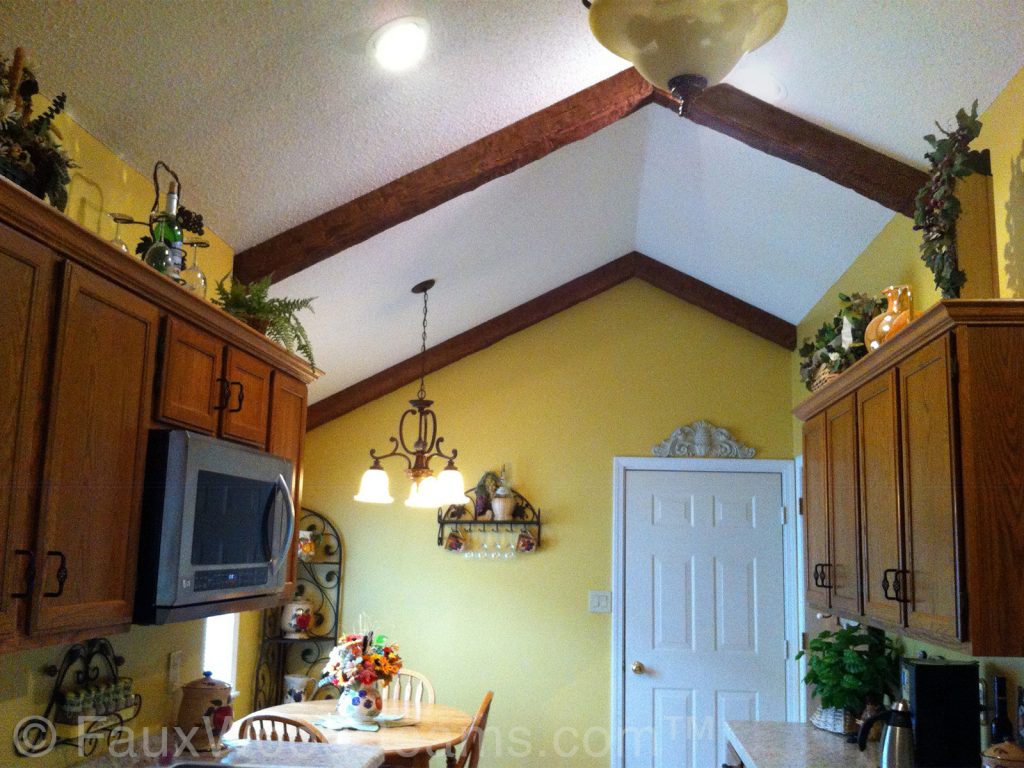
[191,566,269,592]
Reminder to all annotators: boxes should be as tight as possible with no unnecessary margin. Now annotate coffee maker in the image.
[901,658,980,768]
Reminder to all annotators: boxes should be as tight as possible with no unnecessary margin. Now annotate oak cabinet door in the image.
[857,370,904,627]
[0,223,58,641]
[156,317,223,433]
[899,336,962,642]
[31,264,159,635]
[826,394,861,616]
[220,347,272,447]
[802,413,831,611]
[267,371,308,586]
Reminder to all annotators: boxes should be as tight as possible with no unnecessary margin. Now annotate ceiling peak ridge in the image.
[306,250,796,431]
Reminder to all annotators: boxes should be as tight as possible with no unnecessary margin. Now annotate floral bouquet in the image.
[319,632,402,721]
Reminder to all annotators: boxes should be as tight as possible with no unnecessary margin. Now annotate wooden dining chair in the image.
[452,691,493,768]
[382,668,436,704]
[236,714,327,743]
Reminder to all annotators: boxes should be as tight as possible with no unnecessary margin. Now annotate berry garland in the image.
[913,102,987,299]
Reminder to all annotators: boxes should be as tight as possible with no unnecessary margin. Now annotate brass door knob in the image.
[631,661,645,674]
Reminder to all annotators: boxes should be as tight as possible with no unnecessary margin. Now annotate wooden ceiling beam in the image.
[653,83,928,217]
[233,69,656,284]
[306,251,795,430]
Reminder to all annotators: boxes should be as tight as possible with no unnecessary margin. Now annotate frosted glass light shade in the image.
[405,475,441,508]
[437,467,470,506]
[354,467,394,504]
[588,0,788,90]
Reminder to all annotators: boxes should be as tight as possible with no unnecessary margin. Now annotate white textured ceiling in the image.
[4,1,1024,405]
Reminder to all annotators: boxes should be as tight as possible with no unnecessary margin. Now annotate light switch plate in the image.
[588,590,612,613]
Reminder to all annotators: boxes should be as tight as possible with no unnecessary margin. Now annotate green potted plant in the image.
[796,624,901,735]
[798,292,886,391]
[212,275,316,368]
[0,48,74,211]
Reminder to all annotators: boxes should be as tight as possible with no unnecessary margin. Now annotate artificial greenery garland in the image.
[913,102,988,299]
[798,292,886,391]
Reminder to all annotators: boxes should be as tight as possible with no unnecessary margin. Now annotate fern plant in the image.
[212,276,316,368]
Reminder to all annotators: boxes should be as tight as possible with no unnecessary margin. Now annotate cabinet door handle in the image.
[894,569,910,604]
[228,381,244,413]
[813,562,833,589]
[42,551,67,598]
[10,550,35,599]
[882,568,898,601]
[213,377,231,411]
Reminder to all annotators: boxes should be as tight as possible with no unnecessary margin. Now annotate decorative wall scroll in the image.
[652,420,755,459]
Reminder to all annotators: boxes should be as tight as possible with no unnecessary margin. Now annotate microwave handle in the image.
[269,474,296,575]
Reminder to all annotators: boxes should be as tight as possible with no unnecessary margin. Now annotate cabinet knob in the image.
[631,661,646,675]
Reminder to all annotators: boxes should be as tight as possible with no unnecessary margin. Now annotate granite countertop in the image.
[725,720,880,768]
[81,737,384,768]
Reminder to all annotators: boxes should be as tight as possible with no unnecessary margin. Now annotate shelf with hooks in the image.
[437,486,541,554]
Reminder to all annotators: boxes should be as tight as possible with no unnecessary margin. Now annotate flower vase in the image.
[865,285,913,352]
[339,682,382,722]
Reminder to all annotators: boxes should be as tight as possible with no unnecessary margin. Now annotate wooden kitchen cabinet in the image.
[0,176,318,653]
[157,319,276,448]
[31,264,159,636]
[795,301,1024,656]
[898,336,962,644]
[0,222,59,643]
[221,347,273,446]
[802,412,830,611]
[267,371,308,586]
[158,317,223,433]
[825,394,861,617]
[857,370,903,627]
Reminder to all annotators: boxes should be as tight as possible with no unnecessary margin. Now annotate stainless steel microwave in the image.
[134,430,295,624]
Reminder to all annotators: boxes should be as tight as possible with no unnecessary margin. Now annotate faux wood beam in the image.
[307,251,795,430]
[654,83,928,218]
[234,69,656,284]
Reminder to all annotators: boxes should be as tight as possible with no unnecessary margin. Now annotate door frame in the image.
[610,456,801,768]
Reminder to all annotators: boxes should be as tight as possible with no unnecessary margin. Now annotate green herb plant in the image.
[798,292,886,390]
[212,276,316,368]
[913,102,988,298]
[796,625,901,713]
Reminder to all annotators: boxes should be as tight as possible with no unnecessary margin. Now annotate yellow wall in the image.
[0,108,245,766]
[303,279,794,767]
[791,66,1024,699]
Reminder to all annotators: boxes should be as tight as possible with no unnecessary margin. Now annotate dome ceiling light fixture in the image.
[583,0,788,111]
[368,16,430,72]
[354,279,469,509]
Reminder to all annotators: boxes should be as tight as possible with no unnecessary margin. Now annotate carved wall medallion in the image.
[652,420,756,459]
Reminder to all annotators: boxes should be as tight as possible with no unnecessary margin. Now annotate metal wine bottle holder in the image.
[253,508,343,710]
[14,637,141,758]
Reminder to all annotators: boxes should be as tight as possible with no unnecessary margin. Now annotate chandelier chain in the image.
[418,288,429,400]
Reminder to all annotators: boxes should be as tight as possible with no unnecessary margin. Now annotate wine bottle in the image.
[150,181,184,270]
[992,676,1014,744]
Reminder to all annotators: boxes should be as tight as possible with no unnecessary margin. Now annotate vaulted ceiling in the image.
[5,1,1024,407]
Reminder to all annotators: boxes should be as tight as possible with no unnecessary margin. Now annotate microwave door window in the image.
[193,470,277,565]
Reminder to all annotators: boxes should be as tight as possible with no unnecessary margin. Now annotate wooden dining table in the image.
[232,700,473,767]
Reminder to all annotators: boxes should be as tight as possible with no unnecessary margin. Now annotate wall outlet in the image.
[167,649,184,693]
[588,590,612,613]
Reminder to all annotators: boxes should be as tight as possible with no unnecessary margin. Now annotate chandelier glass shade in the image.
[587,0,787,94]
[354,280,469,508]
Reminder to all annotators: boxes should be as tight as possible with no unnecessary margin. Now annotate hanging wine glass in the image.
[181,239,209,297]
[107,212,134,256]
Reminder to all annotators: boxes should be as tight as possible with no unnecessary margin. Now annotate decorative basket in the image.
[810,706,856,735]
[810,364,840,392]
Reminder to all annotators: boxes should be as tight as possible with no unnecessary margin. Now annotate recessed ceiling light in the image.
[368,17,429,72]
[725,66,787,104]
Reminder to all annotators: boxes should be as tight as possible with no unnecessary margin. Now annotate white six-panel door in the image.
[614,460,796,768]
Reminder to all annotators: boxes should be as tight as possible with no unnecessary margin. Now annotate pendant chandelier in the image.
[585,0,787,106]
[354,279,469,508]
